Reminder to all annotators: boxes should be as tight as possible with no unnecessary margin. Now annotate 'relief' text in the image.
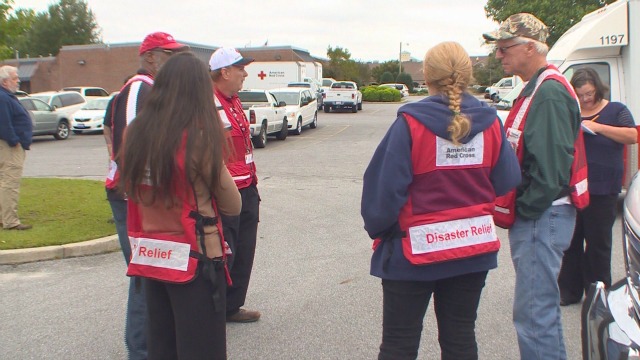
[138,246,173,259]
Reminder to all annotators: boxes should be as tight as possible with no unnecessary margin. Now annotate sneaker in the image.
[5,224,32,230]
[226,308,261,323]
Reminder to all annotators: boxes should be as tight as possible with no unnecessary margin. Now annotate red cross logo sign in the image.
[258,71,267,80]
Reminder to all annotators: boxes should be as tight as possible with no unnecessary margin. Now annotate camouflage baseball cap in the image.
[483,13,549,43]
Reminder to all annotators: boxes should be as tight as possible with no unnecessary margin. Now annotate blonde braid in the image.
[423,41,473,145]
[445,77,470,145]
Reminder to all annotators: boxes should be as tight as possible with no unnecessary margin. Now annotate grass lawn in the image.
[0,178,115,250]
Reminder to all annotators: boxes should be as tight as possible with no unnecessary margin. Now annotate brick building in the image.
[1,42,324,94]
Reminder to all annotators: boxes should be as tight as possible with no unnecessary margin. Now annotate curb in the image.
[0,235,121,265]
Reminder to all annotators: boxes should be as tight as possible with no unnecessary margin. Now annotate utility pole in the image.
[399,42,403,77]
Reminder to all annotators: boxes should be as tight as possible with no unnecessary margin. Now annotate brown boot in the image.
[226,308,261,323]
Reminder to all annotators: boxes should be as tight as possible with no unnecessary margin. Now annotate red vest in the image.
[126,135,230,284]
[105,74,154,191]
[395,114,502,265]
[494,65,589,229]
[214,89,257,190]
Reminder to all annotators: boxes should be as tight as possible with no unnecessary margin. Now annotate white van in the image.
[485,76,522,101]
[547,0,639,187]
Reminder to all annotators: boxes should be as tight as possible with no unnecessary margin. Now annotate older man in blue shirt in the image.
[0,65,32,230]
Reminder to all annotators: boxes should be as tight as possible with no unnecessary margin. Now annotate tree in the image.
[397,73,413,92]
[371,61,400,83]
[324,46,364,84]
[4,8,36,58]
[472,52,504,86]
[380,72,394,84]
[5,0,100,58]
[484,0,616,47]
[0,0,36,59]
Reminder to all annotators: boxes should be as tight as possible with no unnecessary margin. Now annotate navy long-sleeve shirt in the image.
[0,86,32,149]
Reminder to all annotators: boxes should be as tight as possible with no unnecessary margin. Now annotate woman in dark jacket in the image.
[361,41,521,360]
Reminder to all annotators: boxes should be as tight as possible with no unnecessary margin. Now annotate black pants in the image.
[145,265,227,360]
[378,271,488,360]
[221,184,260,315]
[558,194,618,301]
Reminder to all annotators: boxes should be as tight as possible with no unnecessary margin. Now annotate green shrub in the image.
[379,88,401,102]
[362,87,381,102]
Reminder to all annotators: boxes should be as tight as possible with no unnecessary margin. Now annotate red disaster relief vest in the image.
[494,65,589,229]
[214,91,257,189]
[105,74,155,191]
[126,135,230,285]
[393,114,503,265]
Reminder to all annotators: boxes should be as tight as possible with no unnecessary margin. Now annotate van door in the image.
[559,58,637,187]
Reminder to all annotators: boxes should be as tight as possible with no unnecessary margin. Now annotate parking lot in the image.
[1,98,628,359]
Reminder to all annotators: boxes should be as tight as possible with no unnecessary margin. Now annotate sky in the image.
[11,0,500,62]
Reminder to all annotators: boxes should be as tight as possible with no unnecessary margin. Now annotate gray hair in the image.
[0,65,18,82]
[513,36,549,55]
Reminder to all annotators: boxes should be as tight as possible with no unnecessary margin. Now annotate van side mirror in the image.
[278,101,286,107]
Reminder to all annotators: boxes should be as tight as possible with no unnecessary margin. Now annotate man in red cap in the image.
[102,31,188,360]
[209,47,262,323]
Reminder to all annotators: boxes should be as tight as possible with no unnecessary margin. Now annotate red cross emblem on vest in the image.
[258,71,266,80]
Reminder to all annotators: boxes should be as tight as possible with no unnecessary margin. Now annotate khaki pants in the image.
[0,139,26,228]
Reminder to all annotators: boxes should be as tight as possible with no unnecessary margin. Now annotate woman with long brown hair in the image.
[120,51,240,359]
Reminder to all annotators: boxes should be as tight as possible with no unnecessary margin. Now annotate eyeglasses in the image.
[496,42,527,54]
[577,90,596,99]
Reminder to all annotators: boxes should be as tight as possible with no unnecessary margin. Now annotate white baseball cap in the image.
[209,47,254,71]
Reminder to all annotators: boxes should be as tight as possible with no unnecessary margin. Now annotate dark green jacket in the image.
[516,67,581,219]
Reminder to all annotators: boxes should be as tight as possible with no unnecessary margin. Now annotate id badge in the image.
[506,128,521,151]
[107,160,117,180]
[245,153,254,164]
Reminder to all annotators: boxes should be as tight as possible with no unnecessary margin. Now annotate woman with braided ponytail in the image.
[361,41,520,360]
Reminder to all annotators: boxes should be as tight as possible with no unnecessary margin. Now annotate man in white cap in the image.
[484,14,582,359]
[209,47,262,323]
[103,31,188,359]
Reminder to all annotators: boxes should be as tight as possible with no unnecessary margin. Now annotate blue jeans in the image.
[108,195,148,360]
[509,204,576,360]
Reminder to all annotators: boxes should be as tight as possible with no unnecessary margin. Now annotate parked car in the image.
[15,90,29,97]
[71,95,114,134]
[19,97,71,140]
[323,81,362,113]
[495,82,524,123]
[379,83,409,97]
[269,87,318,135]
[62,86,109,98]
[237,89,288,148]
[29,91,86,138]
[582,170,640,359]
[287,82,323,110]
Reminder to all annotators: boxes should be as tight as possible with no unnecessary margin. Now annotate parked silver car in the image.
[19,97,71,140]
[582,171,640,359]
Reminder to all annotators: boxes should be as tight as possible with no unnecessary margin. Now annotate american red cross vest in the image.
[395,113,503,265]
[105,74,154,191]
[126,135,230,284]
[494,65,589,229]
[214,90,257,190]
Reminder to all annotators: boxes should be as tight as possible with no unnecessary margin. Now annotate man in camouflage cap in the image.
[483,13,549,43]
[484,13,582,360]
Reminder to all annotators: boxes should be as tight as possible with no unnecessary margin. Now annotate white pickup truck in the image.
[485,76,522,102]
[237,89,288,148]
[322,81,363,113]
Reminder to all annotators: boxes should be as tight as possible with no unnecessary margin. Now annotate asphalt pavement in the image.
[0,97,627,359]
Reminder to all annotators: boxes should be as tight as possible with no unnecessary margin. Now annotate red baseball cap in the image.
[139,32,188,55]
